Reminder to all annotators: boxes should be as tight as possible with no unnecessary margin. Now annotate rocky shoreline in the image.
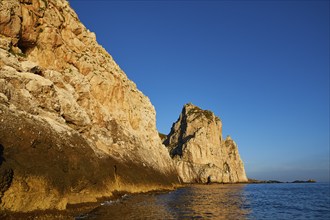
[2,177,316,218]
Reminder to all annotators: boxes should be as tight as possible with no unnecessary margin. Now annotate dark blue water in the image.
[244,183,330,219]
[77,183,330,219]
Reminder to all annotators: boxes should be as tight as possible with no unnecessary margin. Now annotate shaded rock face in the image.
[0,0,178,212]
[164,103,248,184]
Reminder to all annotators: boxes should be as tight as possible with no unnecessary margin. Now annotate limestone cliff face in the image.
[164,103,248,184]
[0,0,178,212]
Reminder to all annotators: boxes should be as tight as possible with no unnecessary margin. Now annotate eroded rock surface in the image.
[0,0,178,212]
[164,103,248,183]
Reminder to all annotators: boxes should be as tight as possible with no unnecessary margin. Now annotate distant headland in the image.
[248,179,316,184]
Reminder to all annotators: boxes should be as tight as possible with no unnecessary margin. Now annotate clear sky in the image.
[70,0,329,182]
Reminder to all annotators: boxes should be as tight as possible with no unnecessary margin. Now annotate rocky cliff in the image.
[0,0,178,212]
[164,103,248,183]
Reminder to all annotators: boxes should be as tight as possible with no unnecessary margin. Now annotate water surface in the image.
[77,183,330,219]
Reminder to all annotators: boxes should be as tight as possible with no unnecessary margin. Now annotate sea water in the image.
[76,183,330,219]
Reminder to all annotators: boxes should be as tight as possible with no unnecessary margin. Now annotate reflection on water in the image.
[78,184,250,219]
[76,183,330,219]
[159,184,250,219]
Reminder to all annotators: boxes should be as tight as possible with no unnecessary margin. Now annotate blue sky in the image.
[70,0,329,182]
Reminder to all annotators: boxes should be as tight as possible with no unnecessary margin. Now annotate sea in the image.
[76,183,330,220]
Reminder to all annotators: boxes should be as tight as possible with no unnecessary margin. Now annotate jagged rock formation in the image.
[0,0,178,212]
[164,103,248,184]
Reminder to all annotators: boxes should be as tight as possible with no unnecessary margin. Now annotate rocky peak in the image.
[183,103,220,122]
[164,103,248,184]
[164,103,222,158]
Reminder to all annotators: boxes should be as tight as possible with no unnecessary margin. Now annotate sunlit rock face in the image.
[0,0,178,212]
[164,103,248,184]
